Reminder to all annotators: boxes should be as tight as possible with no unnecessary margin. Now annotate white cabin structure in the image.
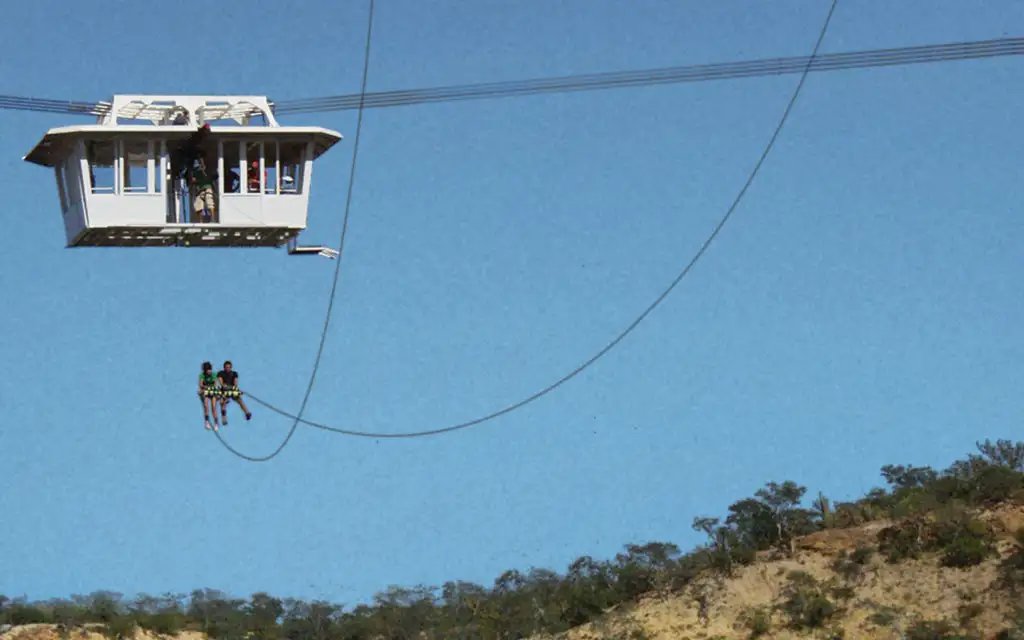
[23,95,342,249]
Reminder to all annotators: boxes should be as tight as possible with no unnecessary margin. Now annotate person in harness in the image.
[189,153,217,223]
[198,361,220,430]
[217,360,252,425]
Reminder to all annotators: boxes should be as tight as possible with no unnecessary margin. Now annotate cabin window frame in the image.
[119,139,151,195]
[221,139,284,196]
[153,140,165,194]
[219,140,245,196]
[264,141,279,195]
[86,140,117,195]
[115,139,165,195]
[279,140,305,195]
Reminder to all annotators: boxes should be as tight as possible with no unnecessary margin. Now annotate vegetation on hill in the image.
[2,439,1023,639]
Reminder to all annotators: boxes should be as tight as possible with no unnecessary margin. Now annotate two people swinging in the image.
[198,360,252,431]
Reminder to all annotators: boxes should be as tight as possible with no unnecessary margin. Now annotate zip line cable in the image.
[0,95,100,114]
[272,36,1023,114]
[2,37,1022,117]
[210,0,376,462]
[225,0,839,448]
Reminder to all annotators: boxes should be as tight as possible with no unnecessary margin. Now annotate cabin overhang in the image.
[23,126,342,167]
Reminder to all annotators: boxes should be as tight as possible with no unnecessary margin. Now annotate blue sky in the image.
[1,0,1022,608]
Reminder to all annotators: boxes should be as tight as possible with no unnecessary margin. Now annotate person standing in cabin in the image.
[189,153,217,223]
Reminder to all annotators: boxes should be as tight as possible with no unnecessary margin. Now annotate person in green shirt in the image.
[189,154,217,223]
[198,361,220,430]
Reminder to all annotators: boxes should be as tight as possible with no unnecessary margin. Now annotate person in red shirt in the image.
[247,160,261,193]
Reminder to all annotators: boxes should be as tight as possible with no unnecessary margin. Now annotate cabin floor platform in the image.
[70,225,302,247]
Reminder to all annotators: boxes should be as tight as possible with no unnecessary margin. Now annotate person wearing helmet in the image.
[198,361,220,430]
[217,360,252,424]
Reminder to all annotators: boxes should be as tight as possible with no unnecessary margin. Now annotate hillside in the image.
[0,627,202,640]
[2,440,1023,639]
[3,504,1022,640]
[548,503,1024,639]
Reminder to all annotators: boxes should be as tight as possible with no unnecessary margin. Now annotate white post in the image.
[147,140,155,193]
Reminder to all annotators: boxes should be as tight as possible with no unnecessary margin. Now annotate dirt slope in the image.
[0,626,205,640]
[548,505,1023,640]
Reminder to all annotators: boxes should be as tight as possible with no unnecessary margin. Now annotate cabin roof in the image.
[94,95,280,127]
[23,125,343,167]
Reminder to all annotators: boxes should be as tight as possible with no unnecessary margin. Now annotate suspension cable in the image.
[211,0,376,461]
[231,0,839,445]
[4,38,1021,117]
[272,36,1024,115]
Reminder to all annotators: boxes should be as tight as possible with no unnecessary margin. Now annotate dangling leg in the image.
[234,391,252,420]
[220,394,228,426]
[201,393,213,430]
[194,189,207,224]
[210,393,220,430]
[207,188,218,223]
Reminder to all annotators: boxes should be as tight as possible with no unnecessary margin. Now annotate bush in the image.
[777,572,836,629]
[934,513,995,568]
[905,619,966,640]
[731,545,757,567]
[970,466,1023,504]
[51,602,89,629]
[906,618,988,640]
[878,520,925,562]
[868,606,899,626]
[850,545,874,565]
[136,611,186,636]
[5,604,50,625]
[741,607,771,638]
[996,608,1024,640]
[103,617,136,640]
[831,547,872,582]
[998,529,1024,593]
[942,534,993,568]
[958,602,984,624]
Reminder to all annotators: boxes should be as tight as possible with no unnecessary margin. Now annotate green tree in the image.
[727,481,816,555]
[247,593,284,640]
[129,593,186,635]
[438,581,487,638]
[76,591,124,624]
[560,556,614,627]
[726,498,778,551]
[611,542,678,600]
[371,585,438,640]
[280,599,341,640]
[49,599,88,629]
[976,439,1024,471]
[187,589,246,639]
[4,600,49,625]
[880,465,938,491]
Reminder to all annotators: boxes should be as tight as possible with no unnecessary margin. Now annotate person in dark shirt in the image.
[189,154,217,223]
[217,360,252,424]
[198,361,220,431]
